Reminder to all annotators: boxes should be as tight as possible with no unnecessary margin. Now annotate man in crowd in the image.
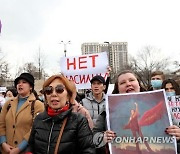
[150,71,165,90]
[81,75,106,126]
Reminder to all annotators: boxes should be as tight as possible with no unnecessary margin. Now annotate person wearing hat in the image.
[81,75,106,126]
[0,73,44,154]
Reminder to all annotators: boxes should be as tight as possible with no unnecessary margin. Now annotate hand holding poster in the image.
[106,90,177,154]
[60,52,109,89]
[167,95,180,127]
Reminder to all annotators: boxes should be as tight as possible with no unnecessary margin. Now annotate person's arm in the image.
[134,102,138,117]
[23,101,44,141]
[93,111,116,148]
[27,121,36,153]
[104,77,110,94]
[104,66,111,94]
[0,101,14,153]
[77,114,95,154]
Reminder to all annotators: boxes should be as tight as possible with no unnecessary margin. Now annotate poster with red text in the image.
[167,95,180,127]
[106,90,177,154]
[60,52,109,89]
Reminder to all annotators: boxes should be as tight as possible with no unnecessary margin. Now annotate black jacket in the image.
[28,108,95,154]
[93,111,109,154]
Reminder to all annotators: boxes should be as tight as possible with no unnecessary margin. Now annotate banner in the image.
[167,95,180,127]
[60,52,109,89]
[106,90,177,154]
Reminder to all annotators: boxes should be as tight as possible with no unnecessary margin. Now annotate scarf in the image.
[47,104,69,117]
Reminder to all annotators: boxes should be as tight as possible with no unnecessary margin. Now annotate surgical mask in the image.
[166,92,176,97]
[5,97,12,102]
[151,80,162,89]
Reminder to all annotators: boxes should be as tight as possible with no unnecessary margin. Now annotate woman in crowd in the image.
[0,73,44,154]
[93,70,142,154]
[161,79,180,153]
[161,79,180,96]
[4,88,18,101]
[28,74,95,154]
[93,70,179,154]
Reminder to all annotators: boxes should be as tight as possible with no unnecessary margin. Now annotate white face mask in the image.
[5,97,11,102]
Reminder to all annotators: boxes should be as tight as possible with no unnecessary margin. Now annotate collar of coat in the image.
[86,91,106,102]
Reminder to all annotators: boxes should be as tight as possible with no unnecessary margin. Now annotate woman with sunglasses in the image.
[0,73,44,154]
[28,74,95,154]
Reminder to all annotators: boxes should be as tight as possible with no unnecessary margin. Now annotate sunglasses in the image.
[43,85,65,95]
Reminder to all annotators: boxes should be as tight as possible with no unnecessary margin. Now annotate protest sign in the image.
[60,52,109,89]
[0,87,7,93]
[106,90,177,154]
[167,95,180,127]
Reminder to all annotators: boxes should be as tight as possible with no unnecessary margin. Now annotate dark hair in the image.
[151,71,165,80]
[112,70,146,94]
[14,73,35,91]
[161,79,180,95]
[5,88,18,97]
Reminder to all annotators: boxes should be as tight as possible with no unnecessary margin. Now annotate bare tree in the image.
[34,47,47,80]
[0,51,10,86]
[128,46,170,89]
[17,62,39,80]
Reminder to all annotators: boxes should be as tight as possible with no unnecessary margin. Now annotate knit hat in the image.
[14,73,34,90]
[90,75,106,85]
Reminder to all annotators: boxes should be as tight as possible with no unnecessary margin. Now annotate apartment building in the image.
[81,42,128,82]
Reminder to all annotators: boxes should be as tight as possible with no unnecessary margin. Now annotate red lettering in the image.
[173,113,180,119]
[168,101,174,107]
[89,55,98,67]
[79,56,87,69]
[67,58,76,70]
[86,74,91,83]
[68,75,74,81]
[79,75,86,83]
[175,101,180,106]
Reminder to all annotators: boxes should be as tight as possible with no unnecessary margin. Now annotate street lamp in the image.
[60,41,71,57]
[104,42,111,65]
[104,42,113,83]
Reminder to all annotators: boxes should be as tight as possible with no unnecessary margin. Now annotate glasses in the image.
[43,85,65,95]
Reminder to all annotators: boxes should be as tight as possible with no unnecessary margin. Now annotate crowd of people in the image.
[0,69,179,154]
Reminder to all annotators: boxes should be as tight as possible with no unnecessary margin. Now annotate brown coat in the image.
[0,93,44,151]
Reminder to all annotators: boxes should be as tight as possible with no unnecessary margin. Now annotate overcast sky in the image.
[0,0,180,78]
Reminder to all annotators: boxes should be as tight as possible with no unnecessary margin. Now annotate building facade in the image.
[81,42,128,82]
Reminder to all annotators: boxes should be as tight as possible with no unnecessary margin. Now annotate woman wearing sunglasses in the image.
[28,74,95,154]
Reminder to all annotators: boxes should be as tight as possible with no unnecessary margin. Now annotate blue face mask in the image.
[166,92,176,97]
[151,80,162,89]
